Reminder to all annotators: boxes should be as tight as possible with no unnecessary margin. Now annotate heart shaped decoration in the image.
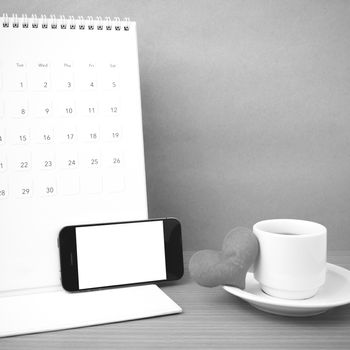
[189,227,259,289]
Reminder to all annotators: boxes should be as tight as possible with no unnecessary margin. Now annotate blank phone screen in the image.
[75,221,167,289]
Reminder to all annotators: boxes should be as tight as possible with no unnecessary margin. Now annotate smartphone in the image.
[58,218,183,292]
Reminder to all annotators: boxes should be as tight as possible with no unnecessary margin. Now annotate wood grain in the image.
[1,251,349,349]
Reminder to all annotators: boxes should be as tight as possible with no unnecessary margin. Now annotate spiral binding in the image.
[1,14,131,31]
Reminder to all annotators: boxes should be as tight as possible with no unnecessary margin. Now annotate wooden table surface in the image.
[1,251,350,349]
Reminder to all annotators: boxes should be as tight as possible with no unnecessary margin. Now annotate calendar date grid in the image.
[0,60,125,200]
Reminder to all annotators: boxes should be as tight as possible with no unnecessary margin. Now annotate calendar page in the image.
[0,16,148,292]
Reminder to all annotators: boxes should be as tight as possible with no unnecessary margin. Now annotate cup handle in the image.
[249,259,258,273]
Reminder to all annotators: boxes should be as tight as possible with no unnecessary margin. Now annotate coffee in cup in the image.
[253,219,327,300]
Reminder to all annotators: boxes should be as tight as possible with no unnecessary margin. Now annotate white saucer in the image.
[223,263,350,317]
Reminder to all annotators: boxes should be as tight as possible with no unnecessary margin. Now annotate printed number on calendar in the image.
[22,188,30,195]
[46,186,54,194]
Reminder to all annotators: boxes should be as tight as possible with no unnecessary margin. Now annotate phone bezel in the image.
[58,218,183,292]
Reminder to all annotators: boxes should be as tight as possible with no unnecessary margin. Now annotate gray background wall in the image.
[3,0,350,250]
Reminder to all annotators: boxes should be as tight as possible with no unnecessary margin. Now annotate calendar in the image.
[0,15,148,293]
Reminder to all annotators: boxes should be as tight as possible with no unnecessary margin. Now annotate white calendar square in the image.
[57,122,77,143]
[0,179,9,200]
[6,97,29,118]
[12,176,33,199]
[81,171,103,194]
[81,123,100,143]
[0,16,147,295]
[33,126,55,144]
[35,150,56,170]
[54,62,75,91]
[11,150,32,171]
[101,63,119,90]
[102,98,119,117]
[78,62,98,90]
[29,62,51,91]
[103,148,123,168]
[59,171,80,195]
[4,61,27,91]
[10,126,30,145]
[36,175,57,197]
[31,95,52,118]
[77,96,98,117]
[0,127,5,145]
[102,122,122,142]
[0,99,4,118]
[0,154,7,172]
[58,149,79,169]
[55,98,76,117]
[81,148,101,168]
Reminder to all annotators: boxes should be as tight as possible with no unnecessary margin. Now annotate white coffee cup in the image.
[253,219,327,300]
